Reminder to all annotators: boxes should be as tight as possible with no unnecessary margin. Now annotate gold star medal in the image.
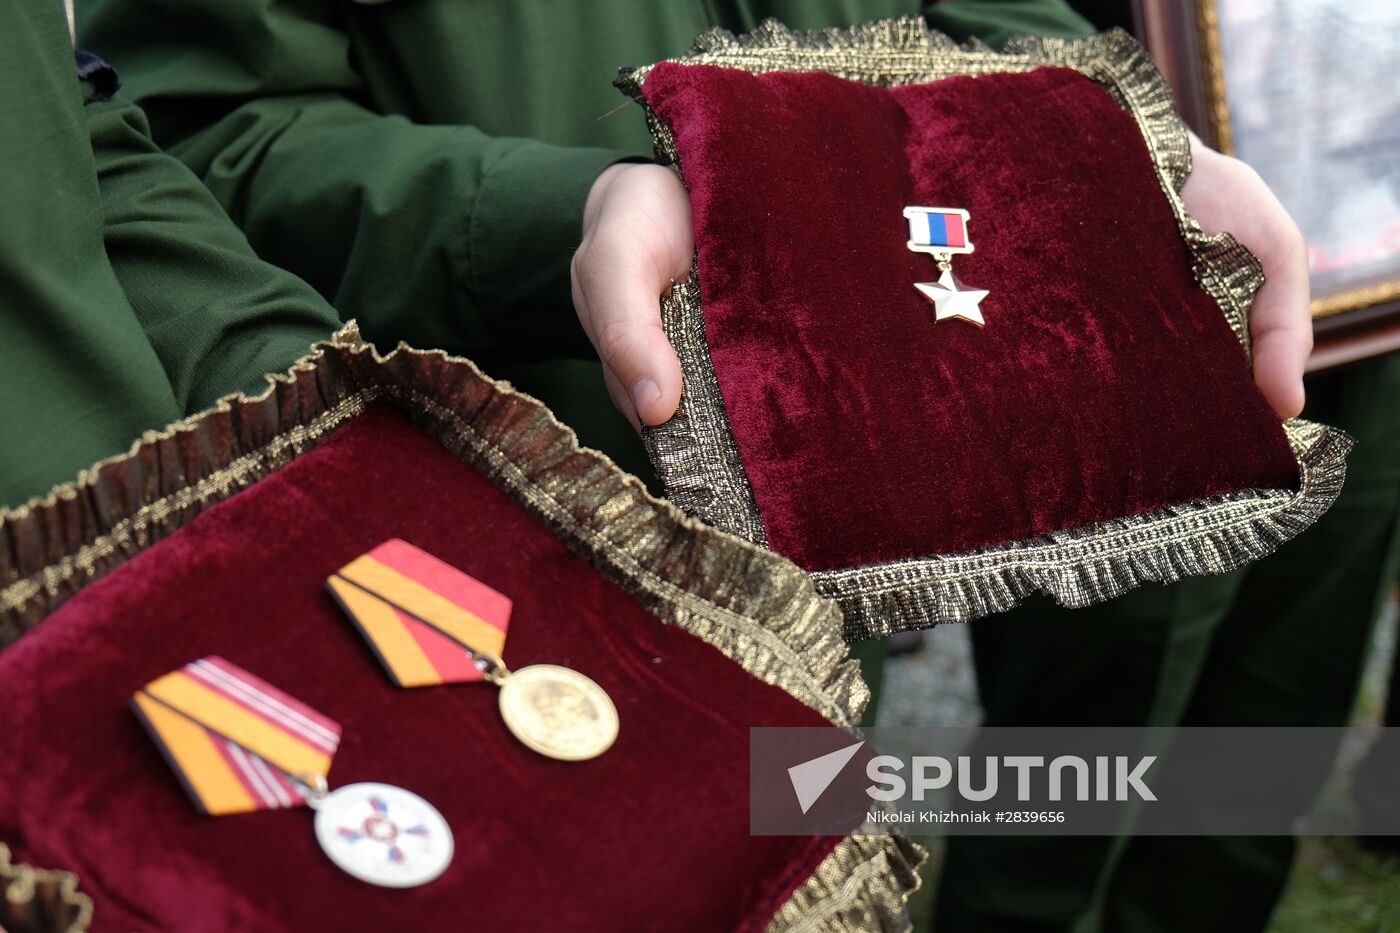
[903,206,988,328]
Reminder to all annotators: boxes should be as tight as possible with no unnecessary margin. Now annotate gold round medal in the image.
[496,664,618,761]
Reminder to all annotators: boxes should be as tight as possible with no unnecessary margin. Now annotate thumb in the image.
[571,231,686,427]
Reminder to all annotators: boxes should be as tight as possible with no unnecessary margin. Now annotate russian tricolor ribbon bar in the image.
[133,656,342,816]
[904,206,975,256]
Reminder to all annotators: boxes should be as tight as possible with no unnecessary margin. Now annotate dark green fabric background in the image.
[73,0,1094,491]
[1,0,344,507]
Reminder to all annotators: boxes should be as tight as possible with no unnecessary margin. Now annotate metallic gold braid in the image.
[768,834,926,933]
[615,19,1352,642]
[1,843,92,933]
[0,323,923,931]
[818,420,1348,638]
[644,272,769,548]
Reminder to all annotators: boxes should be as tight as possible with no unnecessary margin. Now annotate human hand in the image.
[1181,133,1312,418]
[574,144,1311,426]
[571,163,692,429]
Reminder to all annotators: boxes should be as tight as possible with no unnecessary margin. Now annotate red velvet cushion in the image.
[642,63,1299,572]
[0,407,836,932]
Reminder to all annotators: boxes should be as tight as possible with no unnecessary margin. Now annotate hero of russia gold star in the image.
[903,206,989,328]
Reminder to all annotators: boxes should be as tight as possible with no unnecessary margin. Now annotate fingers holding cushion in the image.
[1182,141,1312,419]
[1248,214,1312,418]
[572,163,692,427]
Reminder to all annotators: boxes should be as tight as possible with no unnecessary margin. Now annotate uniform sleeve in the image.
[923,0,1096,47]
[78,0,628,366]
[87,94,343,410]
[0,0,187,505]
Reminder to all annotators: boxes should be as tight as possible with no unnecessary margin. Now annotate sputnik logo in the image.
[787,740,866,814]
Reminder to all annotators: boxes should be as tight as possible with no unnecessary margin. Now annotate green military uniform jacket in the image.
[75,0,1092,478]
[0,0,343,507]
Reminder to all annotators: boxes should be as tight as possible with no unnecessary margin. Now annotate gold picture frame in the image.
[1135,0,1400,369]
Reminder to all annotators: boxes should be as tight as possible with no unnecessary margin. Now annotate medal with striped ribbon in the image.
[327,539,619,762]
[132,657,453,887]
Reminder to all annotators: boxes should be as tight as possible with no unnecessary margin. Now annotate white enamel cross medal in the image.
[903,206,988,328]
[311,780,454,888]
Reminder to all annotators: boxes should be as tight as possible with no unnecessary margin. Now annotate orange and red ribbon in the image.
[327,539,512,688]
[132,657,341,816]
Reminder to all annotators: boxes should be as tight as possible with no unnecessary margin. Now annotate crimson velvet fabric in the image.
[0,407,838,932]
[642,63,1300,572]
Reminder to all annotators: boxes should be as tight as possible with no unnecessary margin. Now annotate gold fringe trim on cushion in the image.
[768,834,925,933]
[646,272,770,548]
[0,324,923,932]
[0,843,92,933]
[616,20,1353,640]
[818,420,1349,637]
